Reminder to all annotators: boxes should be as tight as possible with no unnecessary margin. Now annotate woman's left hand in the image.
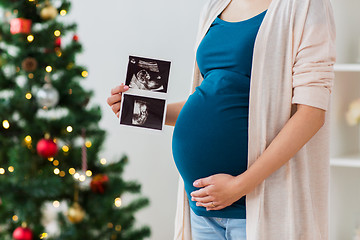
[190,173,245,211]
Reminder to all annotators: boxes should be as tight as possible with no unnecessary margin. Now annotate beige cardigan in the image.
[173,0,336,239]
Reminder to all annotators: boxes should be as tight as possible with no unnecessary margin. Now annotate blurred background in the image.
[2,0,360,239]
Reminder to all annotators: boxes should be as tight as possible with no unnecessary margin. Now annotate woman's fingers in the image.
[196,201,216,208]
[111,102,121,114]
[191,195,213,203]
[207,205,224,211]
[107,84,129,107]
[107,84,129,118]
[191,185,213,198]
[111,84,129,95]
[107,93,122,106]
[196,201,223,211]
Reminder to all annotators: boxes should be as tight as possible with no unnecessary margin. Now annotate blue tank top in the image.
[172,9,267,219]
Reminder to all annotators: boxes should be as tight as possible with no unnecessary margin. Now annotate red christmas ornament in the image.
[10,18,32,34]
[36,138,58,158]
[72,35,79,42]
[55,37,61,47]
[13,227,33,240]
[90,174,109,194]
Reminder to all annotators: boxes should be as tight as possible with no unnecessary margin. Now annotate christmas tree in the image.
[0,0,151,239]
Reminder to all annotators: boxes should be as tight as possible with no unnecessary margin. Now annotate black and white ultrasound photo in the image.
[125,56,171,93]
[132,100,149,125]
[120,94,166,130]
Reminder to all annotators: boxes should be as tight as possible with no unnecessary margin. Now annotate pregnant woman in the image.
[107,0,336,239]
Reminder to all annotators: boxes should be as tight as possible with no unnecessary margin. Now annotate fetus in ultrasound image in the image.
[125,56,171,93]
[132,100,148,125]
[120,94,166,130]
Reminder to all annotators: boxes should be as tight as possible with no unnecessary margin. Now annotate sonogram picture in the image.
[119,55,171,131]
[125,56,171,93]
[132,100,148,125]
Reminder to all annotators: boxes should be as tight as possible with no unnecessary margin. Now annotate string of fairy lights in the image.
[0,0,89,178]
[0,123,104,179]
[2,144,123,238]
[1,97,123,238]
[8,193,123,239]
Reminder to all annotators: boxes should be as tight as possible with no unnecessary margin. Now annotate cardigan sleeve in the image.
[291,0,336,111]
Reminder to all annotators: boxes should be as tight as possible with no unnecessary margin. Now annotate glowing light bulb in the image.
[53,200,60,208]
[27,35,34,42]
[48,157,54,162]
[25,92,32,100]
[40,233,48,239]
[0,168,5,174]
[74,172,80,179]
[62,145,69,152]
[66,126,73,133]
[86,170,92,177]
[79,175,86,182]
[54,30,61,37]
[114,197,122,207]
[85,141,92,148]
[28,73,34,79]
[60,10,67,16]
[8,166,14,172]
[69,168,75,175]
[12,215,18,221]
[100,158,107,165]
[54,168,60,175]
[2,120,10,129]
[25,135,32,143]
[59,171,65,177]
[53,160,59,166]
[45,66,52,73]
[81,71,88,78]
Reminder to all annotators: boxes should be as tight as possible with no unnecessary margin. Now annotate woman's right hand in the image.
[107,83,129,118]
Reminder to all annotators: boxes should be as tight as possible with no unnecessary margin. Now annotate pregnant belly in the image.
[172,72,249,202]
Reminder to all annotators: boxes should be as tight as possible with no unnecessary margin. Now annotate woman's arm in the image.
[235,104,325,194]
[190,104,326,210]
[165,101,186,126]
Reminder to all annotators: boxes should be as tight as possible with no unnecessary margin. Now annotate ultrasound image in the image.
[125,56,171,93]
[120,94,166,130]
[132,100,149,125]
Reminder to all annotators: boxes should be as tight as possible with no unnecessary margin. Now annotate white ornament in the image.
[36,83,59,108]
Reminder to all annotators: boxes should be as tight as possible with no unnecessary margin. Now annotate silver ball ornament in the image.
[36,83,59,108]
